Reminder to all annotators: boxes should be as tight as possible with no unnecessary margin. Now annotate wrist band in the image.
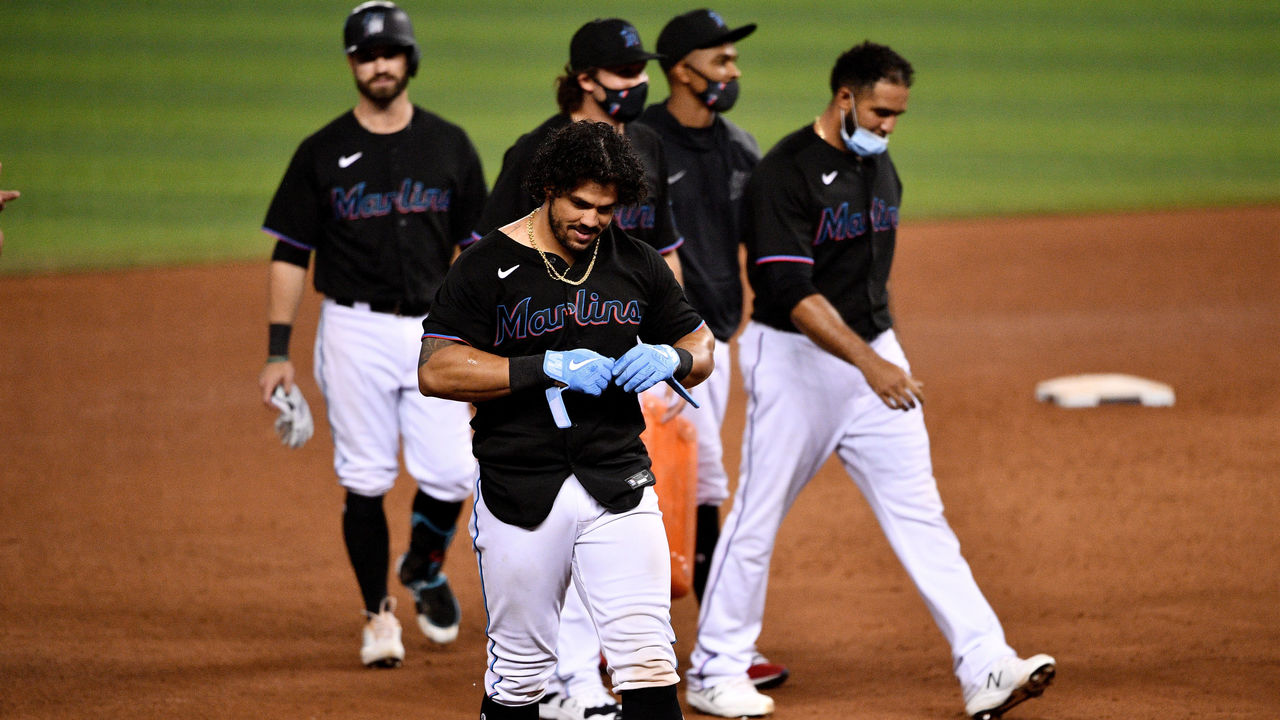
[268,323,292,358]
[673,347,693,380]
[509,354,552,392]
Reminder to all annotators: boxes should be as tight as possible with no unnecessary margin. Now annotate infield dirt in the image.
[2,207,1277,719]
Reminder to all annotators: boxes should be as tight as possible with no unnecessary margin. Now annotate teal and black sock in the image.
[621,685,682,720]
[400,490,463,583]
[342,490,390,615]
[694,503,721,603]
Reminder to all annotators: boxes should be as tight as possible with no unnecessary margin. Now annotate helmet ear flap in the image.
[408,46,420,77]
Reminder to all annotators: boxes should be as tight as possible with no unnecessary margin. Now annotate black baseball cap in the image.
[656,9,756,72]
[569,18,662,73]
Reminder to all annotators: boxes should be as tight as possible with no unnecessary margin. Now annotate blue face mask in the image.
[840,108,888,156]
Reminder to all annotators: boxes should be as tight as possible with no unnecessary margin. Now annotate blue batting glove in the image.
[544,349,614,396]
[612,343,680,393]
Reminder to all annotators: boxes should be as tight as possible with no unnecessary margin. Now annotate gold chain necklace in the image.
[527,207,600,286]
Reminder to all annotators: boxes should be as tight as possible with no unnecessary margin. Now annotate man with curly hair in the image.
[418,120,714,720]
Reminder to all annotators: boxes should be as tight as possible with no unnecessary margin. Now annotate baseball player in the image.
[634,9,787,691]
[256,1,485,668]
[471,19,684,719]
[0,162,19,256]
[685,42,1056,719]
[418,119,714,720]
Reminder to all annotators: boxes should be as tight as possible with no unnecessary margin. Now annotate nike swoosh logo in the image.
[498,265,519,278]
[338,152,363,168]
[568,358,598,371]
[667,170,687,185]
[821,171,838,185]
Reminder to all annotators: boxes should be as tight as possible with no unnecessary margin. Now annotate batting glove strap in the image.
[543,349,615,396]
[612,343,680,393]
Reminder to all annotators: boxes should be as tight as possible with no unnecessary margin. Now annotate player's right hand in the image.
[543,349,614,396]
[259,359,296,409]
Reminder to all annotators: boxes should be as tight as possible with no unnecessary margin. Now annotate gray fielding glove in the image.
[270,384,314,449]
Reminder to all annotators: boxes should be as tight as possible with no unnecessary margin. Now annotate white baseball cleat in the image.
[686,676,774,717]
[360,596,405,668]
[964,653,1056,720]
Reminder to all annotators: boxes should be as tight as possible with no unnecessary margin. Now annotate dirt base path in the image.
[2,207,1277,719]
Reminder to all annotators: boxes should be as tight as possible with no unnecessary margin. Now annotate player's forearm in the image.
[267,260,308,325]
[673,324,715,386]
[417,340,519,402]
[789,293,880,370]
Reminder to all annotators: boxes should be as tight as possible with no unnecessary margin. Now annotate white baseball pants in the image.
[689,322,1013,691]
[471,476,679,707]
[314,299,476,500]
[547,338,732,696]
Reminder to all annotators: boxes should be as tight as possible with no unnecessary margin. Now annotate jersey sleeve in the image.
[747,156,820,315]
[422,250,493,347]
[262,139,320,267]
[647,142,683,255]
[638,242,704,345]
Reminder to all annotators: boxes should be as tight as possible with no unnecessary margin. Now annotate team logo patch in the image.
[620,25,640,48]
[363,12,385,37]
[708,11,726,28]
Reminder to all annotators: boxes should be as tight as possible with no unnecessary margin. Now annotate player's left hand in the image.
[613,343,680,393]
[862,354,925,411]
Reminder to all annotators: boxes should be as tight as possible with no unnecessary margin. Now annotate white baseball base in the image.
[1035,373,1174,408]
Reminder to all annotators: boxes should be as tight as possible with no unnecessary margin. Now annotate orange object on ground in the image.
[640,392,698,599]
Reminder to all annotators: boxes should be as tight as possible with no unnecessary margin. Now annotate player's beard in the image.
[548,202,604,259]
[355,72,409,108]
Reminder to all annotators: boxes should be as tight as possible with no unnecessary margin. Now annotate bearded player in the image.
[257,2,486,668]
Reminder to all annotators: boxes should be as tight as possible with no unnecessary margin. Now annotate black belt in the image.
[332,297,429,316]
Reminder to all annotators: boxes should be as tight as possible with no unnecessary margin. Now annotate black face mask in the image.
[597,81,648,123]
[687,66,740,113]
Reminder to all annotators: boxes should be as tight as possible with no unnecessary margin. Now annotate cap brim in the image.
[698,23,756,50]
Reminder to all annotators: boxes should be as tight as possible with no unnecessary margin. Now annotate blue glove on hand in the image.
[612,343,680,393]
[544,348,614,396]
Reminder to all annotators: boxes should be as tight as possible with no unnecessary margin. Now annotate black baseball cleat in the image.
[396,552,460,644]
[964,653,1056,720]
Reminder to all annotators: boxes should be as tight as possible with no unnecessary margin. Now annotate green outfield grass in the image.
[1,0,1277,274]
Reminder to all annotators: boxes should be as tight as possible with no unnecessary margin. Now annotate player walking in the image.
[418,119,714,720]
[471,18,683,720]
[685,42,1056,719]
[634,10,787,691]
[257,1,486,668]
[473,17,683,271]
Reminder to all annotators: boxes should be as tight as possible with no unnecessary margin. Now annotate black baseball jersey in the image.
[263,107,487,310]
[422,226,704,528]
[745,125,902,340]
[469,114,682,255]
[637,103,759,341]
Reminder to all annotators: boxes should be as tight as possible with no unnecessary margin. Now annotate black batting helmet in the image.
[344,1,420,77]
